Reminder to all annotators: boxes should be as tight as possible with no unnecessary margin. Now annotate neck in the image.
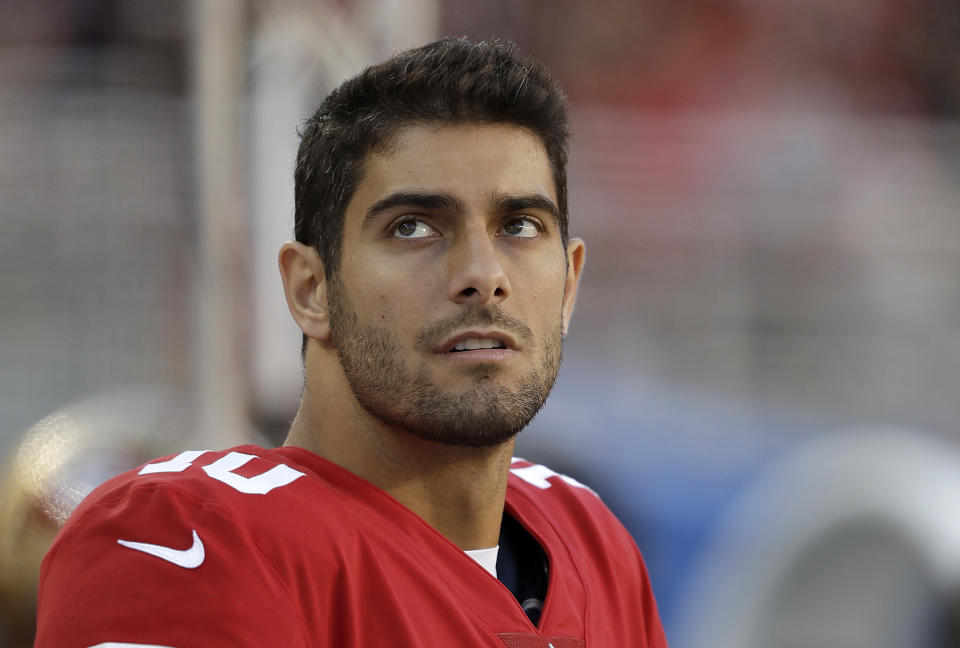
[284,380,515,551]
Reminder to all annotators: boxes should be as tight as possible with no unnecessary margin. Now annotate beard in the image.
[326,275,562,447]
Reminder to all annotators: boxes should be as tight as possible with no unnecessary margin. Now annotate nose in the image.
[447,229,511,305]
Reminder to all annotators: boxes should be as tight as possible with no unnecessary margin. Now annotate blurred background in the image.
[1,0,959,646]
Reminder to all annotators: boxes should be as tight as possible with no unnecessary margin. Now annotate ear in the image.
[278,241,332,343]
[561,237,586,336]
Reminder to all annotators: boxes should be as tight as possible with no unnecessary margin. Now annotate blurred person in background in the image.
[33,38,667,648]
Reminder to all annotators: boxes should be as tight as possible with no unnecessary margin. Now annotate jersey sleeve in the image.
[631,541,670,648]
[35,480,309,648]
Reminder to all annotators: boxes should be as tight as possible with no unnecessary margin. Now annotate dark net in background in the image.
[1,1,960,647]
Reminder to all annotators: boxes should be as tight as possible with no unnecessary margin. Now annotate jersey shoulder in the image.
[36,446,318,646]
[507,457,668,648]
[76,445,310,500]
[53,445,361,563]
[506,457,612,522]
[506,456,642,560]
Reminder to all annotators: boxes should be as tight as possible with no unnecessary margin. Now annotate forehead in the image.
[349,123,556,216]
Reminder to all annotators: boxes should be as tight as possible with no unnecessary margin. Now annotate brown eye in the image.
[393,219,437,239]
[501,218,539,238]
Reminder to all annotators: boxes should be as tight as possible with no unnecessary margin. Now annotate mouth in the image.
[438,330,517,356]
[449,337,507,353]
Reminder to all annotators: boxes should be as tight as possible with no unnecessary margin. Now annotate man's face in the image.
[327,123,582,447]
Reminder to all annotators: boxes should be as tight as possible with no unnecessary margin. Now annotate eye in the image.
[392,219,438,239]
[500,217,540,238]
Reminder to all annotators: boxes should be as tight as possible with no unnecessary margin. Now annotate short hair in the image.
[294,37,570,277]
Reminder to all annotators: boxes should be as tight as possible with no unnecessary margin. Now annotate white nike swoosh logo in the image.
[117,529,205,569]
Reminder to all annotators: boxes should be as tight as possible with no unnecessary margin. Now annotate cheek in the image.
[515,257,567,307]
[349,270,433,331]
[512,264,568,339]
[368,291,410,326]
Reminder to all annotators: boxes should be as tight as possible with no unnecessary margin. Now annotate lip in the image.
[441,348,516,364]
[435,329,519,354]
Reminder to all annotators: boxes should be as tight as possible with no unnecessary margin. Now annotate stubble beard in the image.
[326,276,562,447]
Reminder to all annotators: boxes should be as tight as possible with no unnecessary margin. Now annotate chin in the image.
[405,424,523,449]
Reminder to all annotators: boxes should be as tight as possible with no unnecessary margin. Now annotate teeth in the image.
[452,338,504,351]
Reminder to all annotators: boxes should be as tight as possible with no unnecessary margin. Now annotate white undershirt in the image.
[464,546,500,578]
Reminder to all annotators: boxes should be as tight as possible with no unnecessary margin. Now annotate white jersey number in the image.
[138,451,304,495]
[510,458,598,497]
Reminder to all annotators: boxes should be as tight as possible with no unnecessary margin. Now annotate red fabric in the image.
[496,633,585,647]
[36,445,668,647]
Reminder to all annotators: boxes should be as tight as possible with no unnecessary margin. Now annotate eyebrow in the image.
[364,190,560,224]
[491,193,560,224]
[365,191,465,221]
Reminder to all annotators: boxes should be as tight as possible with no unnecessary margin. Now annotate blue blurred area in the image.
[520,367,800,633]
[523,366,960,647]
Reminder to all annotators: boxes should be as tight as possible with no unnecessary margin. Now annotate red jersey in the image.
[36,445,667,647]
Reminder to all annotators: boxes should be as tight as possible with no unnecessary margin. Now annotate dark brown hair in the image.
[294,37,570,277]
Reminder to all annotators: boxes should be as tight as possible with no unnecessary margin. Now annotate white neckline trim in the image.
[464,545,499,578]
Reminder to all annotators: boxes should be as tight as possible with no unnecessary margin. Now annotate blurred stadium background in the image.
[1,0,959,646]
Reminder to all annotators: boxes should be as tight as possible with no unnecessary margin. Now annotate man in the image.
[36,38,667,647]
